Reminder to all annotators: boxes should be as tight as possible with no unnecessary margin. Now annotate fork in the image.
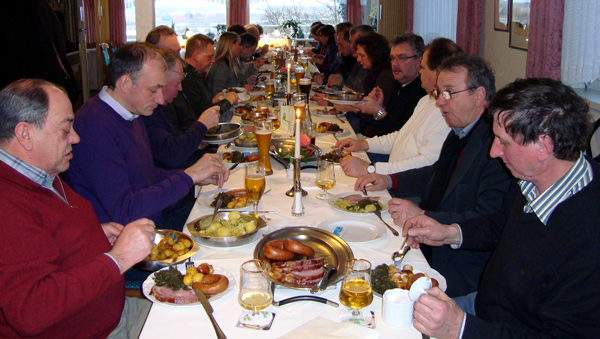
[335,113,346,124]
[185,258,194,270]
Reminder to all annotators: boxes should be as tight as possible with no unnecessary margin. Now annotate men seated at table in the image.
[312,27,356,88]
[336,38,461,177]
[356,55,512,297]
[145,25,181,54]
[404,78,600,338]
[142,48,220,169]
[238,33,265,85]
[245,24,269,58]
[171,33,238,132]
[0,79,155,338]
[65,42,229,230]
[309,25,339,84]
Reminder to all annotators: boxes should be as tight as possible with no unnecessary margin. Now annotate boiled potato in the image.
[245,221,257,233]
[216,226,232,237]
[229,211,241,221]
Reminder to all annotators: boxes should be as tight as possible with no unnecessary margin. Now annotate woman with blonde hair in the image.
[207,32,253,96]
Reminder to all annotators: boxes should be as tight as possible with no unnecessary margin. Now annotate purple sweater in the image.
[65,95,193,224]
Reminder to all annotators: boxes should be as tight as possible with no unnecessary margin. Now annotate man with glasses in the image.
[356,55,511,297]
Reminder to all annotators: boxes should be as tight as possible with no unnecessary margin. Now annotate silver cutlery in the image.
[374,209,399,236]
[192,287,227,339]
[209,198,222,224]
[229,162,241,171]
[217,210,280,214]
[310,264,336,294]
[335,113,346,124]
[391,237,411,267]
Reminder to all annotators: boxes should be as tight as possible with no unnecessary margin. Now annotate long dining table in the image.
[139,101,430,338]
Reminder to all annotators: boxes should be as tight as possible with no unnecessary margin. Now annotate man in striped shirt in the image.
[401,78,600,338]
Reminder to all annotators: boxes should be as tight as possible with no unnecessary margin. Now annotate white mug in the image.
[382,289,414,328]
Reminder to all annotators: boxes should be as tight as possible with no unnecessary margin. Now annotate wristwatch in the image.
[367,163,376,174]
[373,108,385,121]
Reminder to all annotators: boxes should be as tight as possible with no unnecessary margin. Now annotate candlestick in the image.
[291,157,305,216]
[294,109,301,159]
[287,63,291,94]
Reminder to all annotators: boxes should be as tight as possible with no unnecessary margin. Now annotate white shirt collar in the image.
[98,86,139,121]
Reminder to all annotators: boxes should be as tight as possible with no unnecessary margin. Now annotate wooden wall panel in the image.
[378,0,408,41]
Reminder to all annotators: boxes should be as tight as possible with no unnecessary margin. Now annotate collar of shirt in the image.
[451,117,480,139]
[0,149,67,202]
[98,86,139,121]
[519,152,593,225]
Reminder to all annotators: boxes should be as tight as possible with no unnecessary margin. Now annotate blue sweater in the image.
[65,95,193,224]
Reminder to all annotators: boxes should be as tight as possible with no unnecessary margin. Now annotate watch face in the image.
[367,165,375,173]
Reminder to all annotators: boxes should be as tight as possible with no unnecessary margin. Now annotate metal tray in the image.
[271,139,322,163]
[186,212,267,248]
[253,227,354,290]
[205,123,241,141]
[134,230,200,272]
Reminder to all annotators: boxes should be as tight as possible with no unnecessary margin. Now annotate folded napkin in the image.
[278,316,379,339]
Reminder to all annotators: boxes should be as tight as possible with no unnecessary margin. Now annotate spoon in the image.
[209,198,222,224]
[310,264,335,294]
[391,237,411,264]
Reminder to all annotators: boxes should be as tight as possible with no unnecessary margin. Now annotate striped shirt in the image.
[519,152,593,225]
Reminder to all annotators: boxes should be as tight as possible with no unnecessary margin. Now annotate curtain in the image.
[228,0,248,26]
[526,0,564,80]
[347,0,362,25]
[406,0,414,32]
[84,0,95,48]
[413,0,458,44]
[455,0,483,55]
[109,0,126,46]
[561,0,599,86]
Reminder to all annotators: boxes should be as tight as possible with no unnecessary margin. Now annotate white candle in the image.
[295,109,301,159]
[287,62,291,94]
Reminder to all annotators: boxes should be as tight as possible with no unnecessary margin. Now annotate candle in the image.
[295,109,301,159]
[287,62,291,94]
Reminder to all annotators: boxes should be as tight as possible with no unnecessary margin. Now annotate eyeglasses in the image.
[390,55,417,62]
[431,87,478,100]
[171,70,187,78]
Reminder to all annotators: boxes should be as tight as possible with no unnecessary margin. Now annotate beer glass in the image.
[298,78,312,97]
[339,259,373,326]
[294,67,306,92]
[302,121,317,144]
[254,119,273,175]
[238,260,272,315]
[292,93,307,120]
[300,56,309,69]
[315,160,335,199]
[245,162,266,214]
[268,107,280,130]
[265,79,275,95]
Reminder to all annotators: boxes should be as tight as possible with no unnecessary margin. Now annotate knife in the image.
[217,210,280,214]
[193,287,227,339]
[269,153,290,169]
[272,295,339,308]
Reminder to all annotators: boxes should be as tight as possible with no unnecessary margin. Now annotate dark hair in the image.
[254,24,264,35]
[310,21,323,29]
[108,42,164,88]
[184,33,214,60]
[338,28,351,43]
[354,32,391,70]
[425,38,463,70]
[227,24,246,35]
[489,78,591,161]
[0,79,64,142]
[240,33,258,48]
[335,22,354,34]
[145,25,176,46]
[390,33,425,57]
[317,25,336,41]
[349,24,374,37]
[439,54,495,103]
[310,23,324,36]
[159,48,182,71]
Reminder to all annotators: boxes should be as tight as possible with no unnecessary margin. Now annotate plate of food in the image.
[196,188,253,210]
[317,217,386,243]
[233,132,258,148]
[253,227,354,290]
[271,139,322,164]
[371,262,446,298]
[234,103,256,116]
[186,211,267,248]
[142,262,235,306]
[314,108,346,117]
[134,230,200,271]
[221,151,258,168]
[329,192,389,214]
[316,122,349,137]
[320,150,351,163]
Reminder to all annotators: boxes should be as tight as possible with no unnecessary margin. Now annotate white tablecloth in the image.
[139,105,427,339]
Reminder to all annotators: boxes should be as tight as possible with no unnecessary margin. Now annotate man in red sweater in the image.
[0,79,156,337]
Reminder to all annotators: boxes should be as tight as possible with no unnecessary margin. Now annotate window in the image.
[155,0,227,39]
[412,0,458,44]
[125,0,135,41]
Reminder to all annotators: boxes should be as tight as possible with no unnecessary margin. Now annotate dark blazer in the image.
[391,116,512,297]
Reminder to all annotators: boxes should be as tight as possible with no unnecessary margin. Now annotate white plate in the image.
[317,217,386,243]
[314,110,346,118]
[328,192,389,215]
[142,265,235,306]
[222,160,258,168]
[326,98,362,105]
[316,129,350,137]
[196,188,254,211]
[204,131,243,145]
[373,262,447,298]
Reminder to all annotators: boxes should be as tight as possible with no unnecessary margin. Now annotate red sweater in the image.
[0,162,124,338]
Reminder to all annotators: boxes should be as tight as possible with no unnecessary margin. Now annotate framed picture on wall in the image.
[509,0,530,50]
[494,0,510,31]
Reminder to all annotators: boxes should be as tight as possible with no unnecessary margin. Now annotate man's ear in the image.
[537,134,555,160]
[14,122,34,151]
[116,75,132,94]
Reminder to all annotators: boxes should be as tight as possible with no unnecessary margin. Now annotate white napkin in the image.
[277,316,379,339]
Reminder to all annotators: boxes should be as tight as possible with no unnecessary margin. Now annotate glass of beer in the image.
[298,78,312,97]
[339,259,373,326]
[254,119,273,175]
[268,108,280,130]
[238,260,272,315]
[300,56,309,69]
[294,67,306,92]
[265,79,275,95]
[245,162,266,214]
[315,160,335,199]
[292,94,307,120]
[302,121,316,145]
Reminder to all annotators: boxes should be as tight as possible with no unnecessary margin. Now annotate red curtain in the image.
[405,0,414,32]
[526,0,564,79]
[228,0,248,26]
[346,0,362,25]
[455,0,483,55]
[109,0,126,46]
[84,0,96,48]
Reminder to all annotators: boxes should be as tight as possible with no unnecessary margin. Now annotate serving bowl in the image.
[186,212,268,248]
[241,111,267,124]
[134,230,199,272]
[205,123,242,141]
[325,91,363,101]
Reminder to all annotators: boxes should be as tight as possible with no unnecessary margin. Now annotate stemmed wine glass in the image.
[339,259,374,326]
[238,260,273,315]
[245,162,265,215]
[315,160,336,199]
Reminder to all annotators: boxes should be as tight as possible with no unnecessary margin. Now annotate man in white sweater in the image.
[335,38,463,177]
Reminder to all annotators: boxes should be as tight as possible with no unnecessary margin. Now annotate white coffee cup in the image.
[382,289,415,328]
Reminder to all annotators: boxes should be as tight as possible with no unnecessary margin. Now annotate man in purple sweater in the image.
[65,42,229,229]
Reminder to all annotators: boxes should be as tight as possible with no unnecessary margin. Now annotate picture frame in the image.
[509,0,530,50]
[494,0,510,32]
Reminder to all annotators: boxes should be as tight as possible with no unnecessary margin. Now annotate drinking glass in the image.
[254,119,273,175]
[302,121,317,144]
[298,78,312,97]
[294,67,306,92]
[245,162,266,214]
[268,108,280,131]
[315,160,335,199]
[293,93,307,120]
[339,259,373,326]
[265,79,275,95]
[238,260,272,315]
